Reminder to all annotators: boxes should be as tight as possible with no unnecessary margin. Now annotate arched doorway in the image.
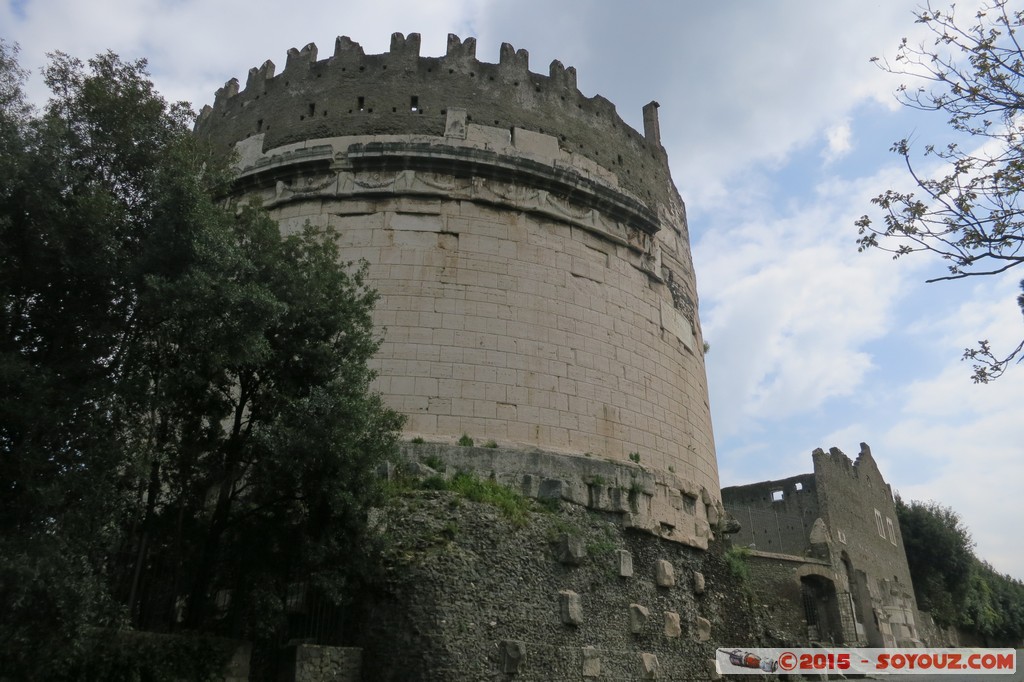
[800,575,843,644]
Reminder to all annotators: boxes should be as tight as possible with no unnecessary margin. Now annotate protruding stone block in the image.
[499,639,527,674]
[376,461,395,481]
[640,652,660,679]
[655,559,674,587]
[445,108,467,140]
[629,604,649,634]
[696,615,711,641]
[582,646,601,678]
[663,611,681,638]
[642,101,661,146]
[284,43,318,75]
[555,534,586,566]
[333,36,364,58]
[389,32,421,58]
[617,550,633,578]
[559,590,583,626]
[693,571,705,594]
[445,34,477,60]
[499,43,529,71]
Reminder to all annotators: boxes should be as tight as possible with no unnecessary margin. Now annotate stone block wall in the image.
[402,442,719,547]
[195,34,722,538]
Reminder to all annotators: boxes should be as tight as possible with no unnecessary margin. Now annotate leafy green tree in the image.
[0,42,401,678]
[895,497,974,627]
[857,0,1024,382]
[896,497,1024,643]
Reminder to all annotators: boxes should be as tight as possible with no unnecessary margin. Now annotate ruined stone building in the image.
[194,33,935,680]
[196,33,722,549]
[722,443,922,648]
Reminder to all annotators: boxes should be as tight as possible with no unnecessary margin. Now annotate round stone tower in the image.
[196,33,722,547]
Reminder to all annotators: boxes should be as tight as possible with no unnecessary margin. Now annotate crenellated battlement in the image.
[195,33,675,213]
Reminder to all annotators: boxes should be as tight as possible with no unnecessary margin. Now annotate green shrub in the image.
[725,545,751,582]
[449,473,531,526]
[458,434,474,447]
[421,454,444,470]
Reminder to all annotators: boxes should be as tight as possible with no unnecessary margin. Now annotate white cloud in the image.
[698,163,917,437]
[823,120,853,163]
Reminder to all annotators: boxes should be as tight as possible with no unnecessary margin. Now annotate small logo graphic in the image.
[727,649,779,672]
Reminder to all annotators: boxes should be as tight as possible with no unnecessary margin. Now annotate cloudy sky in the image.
[4,0,1022,580]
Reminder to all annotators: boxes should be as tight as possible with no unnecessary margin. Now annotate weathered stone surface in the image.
[663,611,681,638]
[696,615,712,641]
[721,443,922,648]
[718,514,742,534]
[559,590,583,625]
[198,33,724,557]
[354,489,777,681]
[629,603,650,634]
[617,549,633,577]
[706,658,723,680]
[809,517,830,545]
[499,639,527,673]
[640,652,660,679]
[692,570,705,594]
[293,645,361,682]
[582,646,601,678]
[376,460,395,481]
[655,559,675,587]
[556,533,586,565]
[403,461,438,477]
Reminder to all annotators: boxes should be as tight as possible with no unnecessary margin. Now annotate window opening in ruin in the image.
[308,103,315,117]
[887,518,897,545]
[358,96,365,111]
[794,482,803,491]
[771,490,783,502]
[410,96,419,112]
[874,509,885,538]
[256,119,263,132]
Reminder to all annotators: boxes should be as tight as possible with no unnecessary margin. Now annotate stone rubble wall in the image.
[354,488,776,681]
[293,645,362,682]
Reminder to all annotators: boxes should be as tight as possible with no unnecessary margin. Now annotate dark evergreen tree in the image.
[0,42,401,678]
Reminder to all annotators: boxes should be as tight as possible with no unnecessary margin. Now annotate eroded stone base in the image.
[400,441,723,549]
